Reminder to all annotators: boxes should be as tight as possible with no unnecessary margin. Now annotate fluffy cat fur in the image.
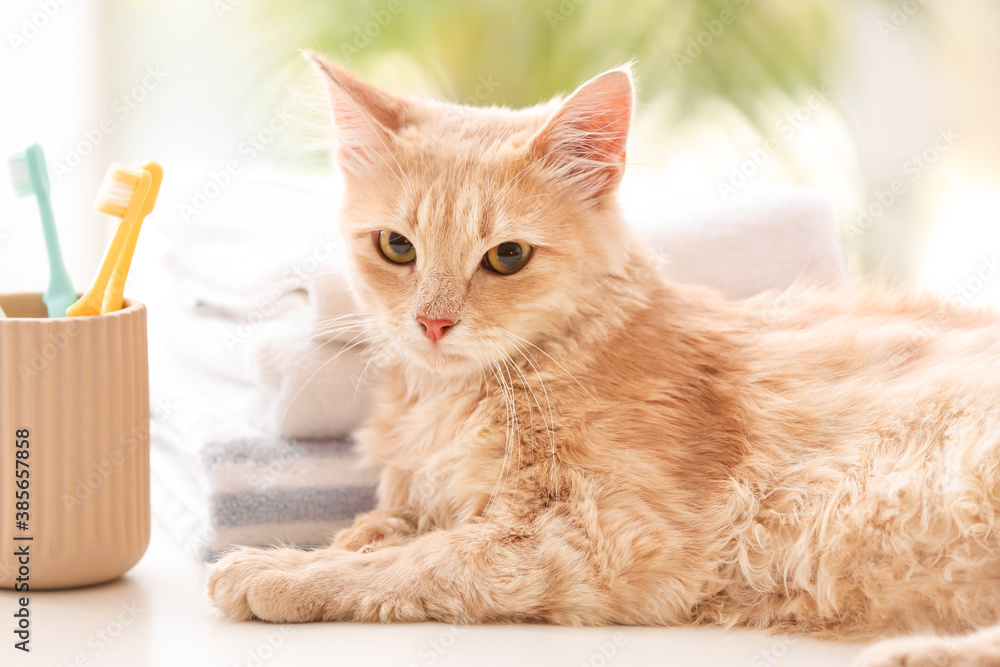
[207,55,1000,666]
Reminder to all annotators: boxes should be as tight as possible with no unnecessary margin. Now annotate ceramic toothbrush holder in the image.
[0,293,150,589]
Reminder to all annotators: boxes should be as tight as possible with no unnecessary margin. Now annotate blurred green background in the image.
[3,0,1000,303]
[248,0,836,116]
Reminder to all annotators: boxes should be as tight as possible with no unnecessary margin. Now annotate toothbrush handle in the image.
[36,193,74,292]
[102,214,146,313]
[66,216,132,317]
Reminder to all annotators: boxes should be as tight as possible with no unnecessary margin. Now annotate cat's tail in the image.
[853,623,1000,666]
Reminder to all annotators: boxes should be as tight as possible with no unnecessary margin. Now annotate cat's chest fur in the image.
[357,367,503,530]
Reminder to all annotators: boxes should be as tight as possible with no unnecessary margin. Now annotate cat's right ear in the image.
[305,52,405,177]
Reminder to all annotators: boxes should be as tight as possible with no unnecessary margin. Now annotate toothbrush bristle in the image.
[7,151,34,197]
[95,165,142,218]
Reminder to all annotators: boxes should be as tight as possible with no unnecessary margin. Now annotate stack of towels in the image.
[146,177,383,560]
[145,176,850,560]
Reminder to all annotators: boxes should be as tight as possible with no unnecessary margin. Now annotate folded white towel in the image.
[630,184,851,299]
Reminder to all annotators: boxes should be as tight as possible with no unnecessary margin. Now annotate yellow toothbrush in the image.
[67,163,161,316]
[102,162,162,313]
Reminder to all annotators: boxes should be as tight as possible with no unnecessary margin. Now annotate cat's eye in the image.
[377,230,416,264]
[482,242,532,275]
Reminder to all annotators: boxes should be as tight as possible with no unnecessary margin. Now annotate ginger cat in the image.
[207,55,1000,666]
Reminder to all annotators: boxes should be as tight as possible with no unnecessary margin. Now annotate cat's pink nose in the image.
[416,316,456,344]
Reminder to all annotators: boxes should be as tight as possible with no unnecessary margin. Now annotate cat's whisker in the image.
[480,350,516,528]
[313,311,380,325]
[312,313,381,334]
[478,349,491,399]
[500,333,563,415]
[493,349,528,523]
[306,311,378,333]
[493,336,566,519]
[249,311,374,358]
[257,326,367,368]
[275,328,379,424]
[495,346,548,524]
[354,339,393,403]
[495,355,522,524]
[310,322,377,341]
[310,320,376,333]
[507,193,555,207]
[258,319,377,369]
[489,341,557,526]
[488,347,519,524]
[483,343,523,527]
[497,333,560,510]
[311,317,375,334]
[499,328,596,402]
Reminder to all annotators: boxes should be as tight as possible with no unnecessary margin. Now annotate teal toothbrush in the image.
[8,144,76,317]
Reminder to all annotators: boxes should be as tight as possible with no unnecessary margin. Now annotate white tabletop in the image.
[2,519,869,667]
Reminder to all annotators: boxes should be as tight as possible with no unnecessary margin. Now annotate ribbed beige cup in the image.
[0,293,150,590]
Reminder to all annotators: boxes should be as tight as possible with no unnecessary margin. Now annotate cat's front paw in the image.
[331,510,414,552]
[206,547,323,623]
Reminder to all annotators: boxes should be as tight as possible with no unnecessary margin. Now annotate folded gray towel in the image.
[149,355,379,560]
[152,432,378,560]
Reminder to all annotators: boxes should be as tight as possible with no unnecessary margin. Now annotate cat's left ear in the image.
[531,65,634,202]
[306,52,407,178]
